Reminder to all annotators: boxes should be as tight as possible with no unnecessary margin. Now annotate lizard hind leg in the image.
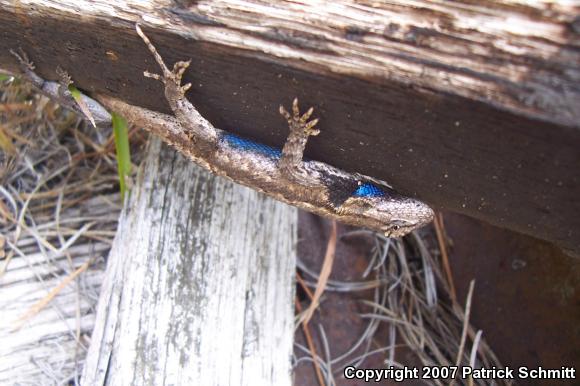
[278,98,321,186]
[135,24,192,100]
[135,23,218,145]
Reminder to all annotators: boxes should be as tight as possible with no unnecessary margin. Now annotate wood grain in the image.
[82,138,296,385]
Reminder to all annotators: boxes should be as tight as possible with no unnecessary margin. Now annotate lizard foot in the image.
[279,98,320,137]
[135,22,219,145]
[10,48,35,71]
[278,98,321,187]
[55,67,99,127]
[56,67,73,88]
[136,24,192,99]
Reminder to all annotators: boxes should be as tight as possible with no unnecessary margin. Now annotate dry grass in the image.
[294,227,510,386]
[0,74,143,385]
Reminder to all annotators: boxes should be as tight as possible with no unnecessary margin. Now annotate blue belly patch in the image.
[222,133,282,159]
[223,132,385,199]
[353,182,385,197]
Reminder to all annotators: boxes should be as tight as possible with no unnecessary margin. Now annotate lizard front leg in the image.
[135,24,218,153]
[278,98,321,186]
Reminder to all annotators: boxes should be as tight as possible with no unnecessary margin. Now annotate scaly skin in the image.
[134,24,434,237]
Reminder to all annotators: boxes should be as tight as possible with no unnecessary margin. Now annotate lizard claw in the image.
[144,70,163,82]
[56,67,73,87]
[300,106,314,123]
[279,105,291,120]
[181,83,192,94]
[173,60,191,79]
[304,118,320,136]
[10,48,35,71]
[292,97,300,117]
[280,98,320,137]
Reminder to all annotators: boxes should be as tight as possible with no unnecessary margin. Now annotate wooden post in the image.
[82,138,297,385]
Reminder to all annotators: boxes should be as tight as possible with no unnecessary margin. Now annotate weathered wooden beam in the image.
[82,138,297,385]
[0,0,578,254]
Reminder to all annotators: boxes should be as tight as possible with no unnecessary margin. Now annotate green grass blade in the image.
[68,84,82,100]
[68,84,96,127]
[111,112,131,200]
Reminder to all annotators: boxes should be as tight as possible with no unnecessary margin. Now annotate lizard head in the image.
[376,197,435,238]
[343,182,434,238]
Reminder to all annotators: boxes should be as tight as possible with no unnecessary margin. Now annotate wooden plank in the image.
[0,0,578,254]
[81,138,297,385]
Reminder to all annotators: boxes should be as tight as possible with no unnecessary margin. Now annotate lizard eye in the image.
[381,221,412,237]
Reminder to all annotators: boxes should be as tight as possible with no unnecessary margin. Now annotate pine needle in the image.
[300,221,337,325]
[12,259,92,331]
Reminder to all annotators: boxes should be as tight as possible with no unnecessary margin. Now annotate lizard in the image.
[10,24,434,238]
